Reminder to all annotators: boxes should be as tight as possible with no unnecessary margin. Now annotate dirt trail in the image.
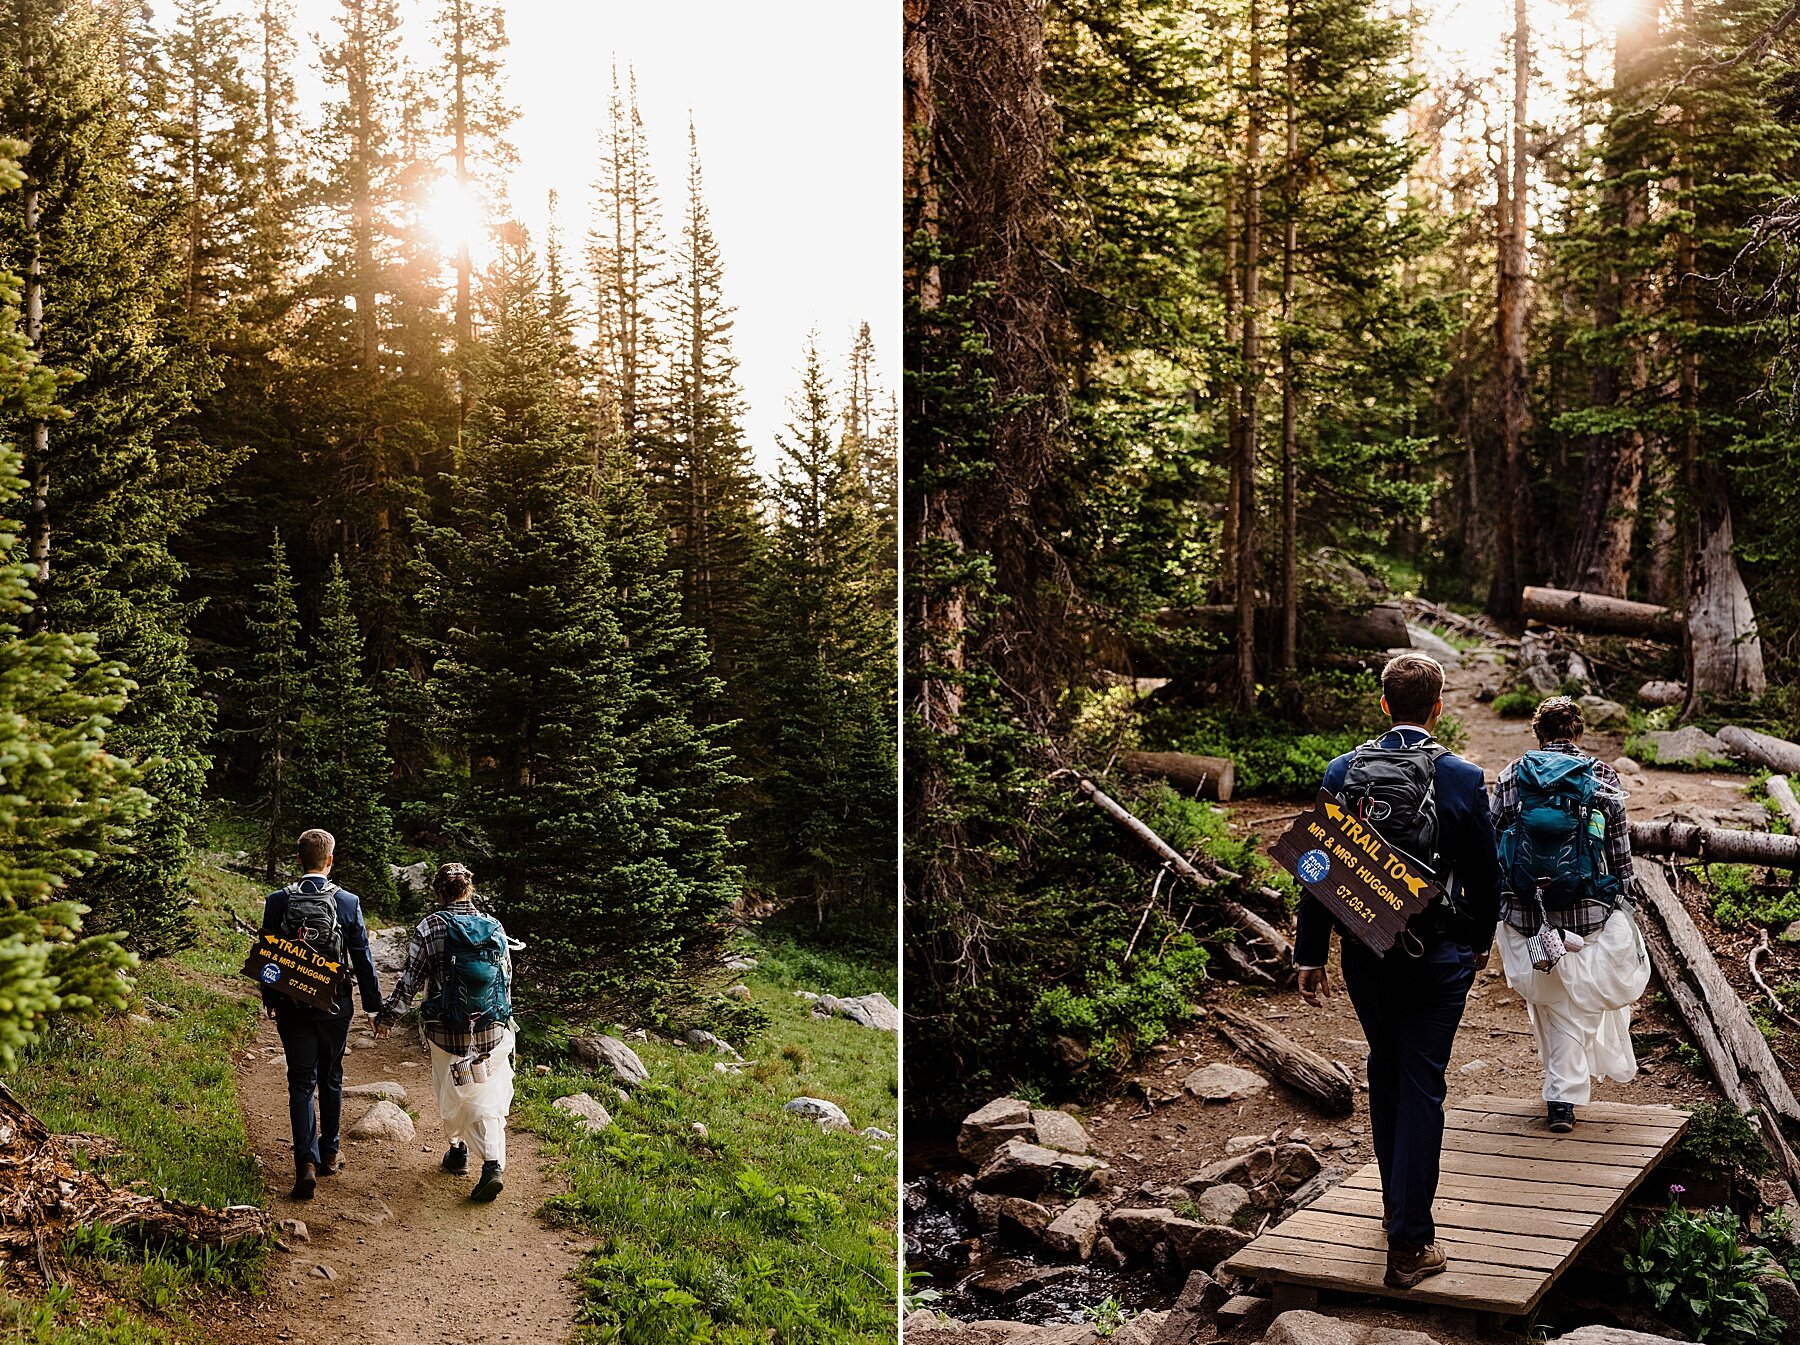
[210,934,582,1345]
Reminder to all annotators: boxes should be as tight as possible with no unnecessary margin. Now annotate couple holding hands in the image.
[258,829,518,1205]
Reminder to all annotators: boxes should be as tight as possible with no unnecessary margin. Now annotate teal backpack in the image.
[421,911,513,1029]
[1498,751,1622,910]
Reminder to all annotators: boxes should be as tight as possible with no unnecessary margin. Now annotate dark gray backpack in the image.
[1340,739,1449,881]
[280,882,347,973]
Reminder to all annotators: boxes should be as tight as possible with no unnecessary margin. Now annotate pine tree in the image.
[431,0,514,353]
[420,228,737,1010]
[842,320,898,605]
[0,136,144,1066]
[754,338,897,925]
[296,557,396,909]
[247,533,304,881]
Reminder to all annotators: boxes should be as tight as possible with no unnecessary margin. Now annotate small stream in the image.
[904,1143,1174,1326]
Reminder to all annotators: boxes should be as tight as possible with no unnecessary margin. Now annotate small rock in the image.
[1167,1219,1253,1274]
[534,1064,551,1076]
[861,1126,896,1140]
[1553,1330,1704,1345]
[345,1101,413,1142]
[811,992,899,1032]
[1160,1270,1231,1341]
[785,1096,852,1130]
[1613,755,1644,777]
[1579,695,1629,729]
[1639,680,1687,708]
[723,984,752,1001]
[723,955,758,972]
[976,1138,1105,1197]
[1182,1062,1268,1103]
[1032,1108,1091,1155]
[276,1218,309,1244]
[1043,1197,1104,1261]
[1281,1166,1350,1219]
[1191,1181,1251,1225]
[313,1264,338,1282]
[690,1122,709,1140]
[684,1029,742,1059]
[552,1093,613,1132]
[995,1197,1053,1245]
[958,1097,1034,1165]
[1782,920,1800,945]
[1215,1294,1272,1335]
[966,1259,1081,1303]
[571,1035,650,1087]
[1526,663,1563,695]
[342,1081,407,1102]
[1224,1134,1267,1155]
[1104,1207,1180,1257]
[1457,1059,1489,1075]
[1405,626,1462,667]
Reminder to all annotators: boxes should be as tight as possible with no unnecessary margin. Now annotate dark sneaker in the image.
[317,1149,341,1176]
[470,1160,504,1203]
[1385,1242,1447,1289]
[1548,1102,1576,1133]
[289,1161,317,1201]
[442,1141,469,1174]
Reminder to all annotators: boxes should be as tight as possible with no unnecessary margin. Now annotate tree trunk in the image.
[23,178,48,608]
[1489,0,1530,621]
[451,0,473,443]
[1114,751,1236,803]
[1766,776,1800,834]
[1520,585,1684,640]
[1211,1006,1355,1116]
[1235,4,1263,711]
[1220,50,1241,605]
[1684,469,1765,700]
[1629,820,1800,868]
[1716,726,1800,777]
[1278,7,1299,673]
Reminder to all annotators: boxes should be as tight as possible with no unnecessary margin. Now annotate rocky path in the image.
[207,931,582,1345]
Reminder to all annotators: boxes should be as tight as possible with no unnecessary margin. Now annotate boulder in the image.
[551,1092,613,1132]
[784,1096,852,1130]
[723,954,758,972]
[1526,663,1563,695]
[1043,1197,1104,1261]
[1757,1271,1800,1345]
[1579,695,1630,729]
[995,1196,1053,1245]
[346,1100,414,1142]
[1640,726,1729,767]
[683,1029,742,1059]
[1166,1219,1253,1274]
[1032,1108,1091,1155]
[1181,1062,1268,1103]
[975,1138,1104,1197]
[342,1081,407,1102]
[1553,1331,1701,1345]
[1405,626,1462,667]
[812,992,899,1032]
[389,860,432,902]
[958,1098,1034,1165]
[1105,1207,1181,1258]
[965,1258,1082,1303]
[1151,1272,1229,1344]
[571,1034,650,1087]
[1190,1181,1251,1225]
[1263,1313,1445,1345]
[1639,681,1687,708]
[1613,755,1644,777]
[367,927,410,975]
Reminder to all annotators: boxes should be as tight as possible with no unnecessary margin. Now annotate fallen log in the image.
[1636,865,1800,1204]
[1718,725,1800,777]
[1209,1005,1355,1116]
[1071,775,1293,963]
[1521,586,1686,641]
[1155,601,1409,652]
[1116,750,1236,803]
[1630,820,1800,868]
[0,1083,269,1279]
[1767,776,1800,835]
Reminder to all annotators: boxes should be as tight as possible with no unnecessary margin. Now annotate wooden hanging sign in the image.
[241,931,344,1012]
[1270,790,1441,955]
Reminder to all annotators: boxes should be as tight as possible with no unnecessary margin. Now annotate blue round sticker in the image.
[1297,848,1332,886]
[260,963,282,984]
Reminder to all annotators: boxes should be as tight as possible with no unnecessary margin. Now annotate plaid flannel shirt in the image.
[1490,740,1637,937]
[374,899,513,1056]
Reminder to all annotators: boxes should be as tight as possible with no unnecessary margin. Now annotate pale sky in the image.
[176,0,899,474]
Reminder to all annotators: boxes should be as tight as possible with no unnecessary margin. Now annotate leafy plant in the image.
[1493,689,1542,719]
[1624,1192,1785,1344]
[1083,1297,1135,1337]
[1679,1102,1775,1182]
[1704,865,1800,931]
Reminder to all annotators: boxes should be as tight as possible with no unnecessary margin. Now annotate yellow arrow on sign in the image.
[1398,871,1427,899]
[1324,801,1344,822]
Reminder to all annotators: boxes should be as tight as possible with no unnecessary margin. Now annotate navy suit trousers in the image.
[275,1011,352,1167]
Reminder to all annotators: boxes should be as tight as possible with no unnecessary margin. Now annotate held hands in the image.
[1297,966,1333,1006]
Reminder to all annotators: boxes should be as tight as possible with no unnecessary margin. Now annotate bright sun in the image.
[424,177,487,259]
[1588,0,1640,30]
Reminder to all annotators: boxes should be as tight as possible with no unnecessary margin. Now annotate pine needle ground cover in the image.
[519,940,899,1345]
[5,864,271,1341]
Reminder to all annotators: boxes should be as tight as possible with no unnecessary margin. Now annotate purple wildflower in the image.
[1669,1183,1686,1195]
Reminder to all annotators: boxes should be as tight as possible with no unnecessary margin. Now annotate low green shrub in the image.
[1492,690,1541,719]
[1704,866,1800,931]
[1624,1192,1786,1345]
[1678,1101,1774,1182]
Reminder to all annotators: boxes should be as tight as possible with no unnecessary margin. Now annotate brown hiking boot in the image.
[317,1149,341,1176]
[1385,1242,1447,1289]
[289,1160,317,1201]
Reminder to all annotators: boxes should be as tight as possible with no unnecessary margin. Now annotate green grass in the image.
[1492,689,1542,719]
[521,939,898,1344]
[0,1289,176,1345]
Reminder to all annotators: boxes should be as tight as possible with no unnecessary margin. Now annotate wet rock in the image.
[1043,1197,1104,1260]
[1032,1108,1091,1155]
[995,1196,1053,1246]
[975,1138,1104,1197]
[812,992,899,1032]
[552,1093,613,1132]
[1166,1220,1253,1274]
[1639,681,1687,709]
[1640,726,1730,767]
[571,1034,650,1087]
[784,1096,852,1130]
[1280,1165,1349,1219]
[1580,695,1629,729]
[346,1100,413,1142]
[1190,1181,1250,1225]
[342,1081,407,1102]
[966,1258,1082,1303]
[958,1098,1034,1165]
[1181,1062,1268,1103]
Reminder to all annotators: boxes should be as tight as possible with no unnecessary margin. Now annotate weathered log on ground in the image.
[1521,586,1685,641]
[1767,776,1800,835]
[1629,820,1800,868]
[1155,601,1410,652]
[1636,866,1800,1203]
[1070,775,1293,962]
[1115,750,1236,803]
[1717,725,1800,777]
[0,1083,268,1281]
[1208,1005,1355,1116]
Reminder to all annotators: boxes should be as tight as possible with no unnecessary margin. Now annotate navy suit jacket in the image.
[1293,725,1502,967]
[260,874,385,1023]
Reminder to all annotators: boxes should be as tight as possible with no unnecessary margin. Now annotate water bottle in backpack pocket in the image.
[1499,751,1622,910]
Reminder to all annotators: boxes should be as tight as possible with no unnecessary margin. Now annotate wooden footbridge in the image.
[1221,1095,1689,1318]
